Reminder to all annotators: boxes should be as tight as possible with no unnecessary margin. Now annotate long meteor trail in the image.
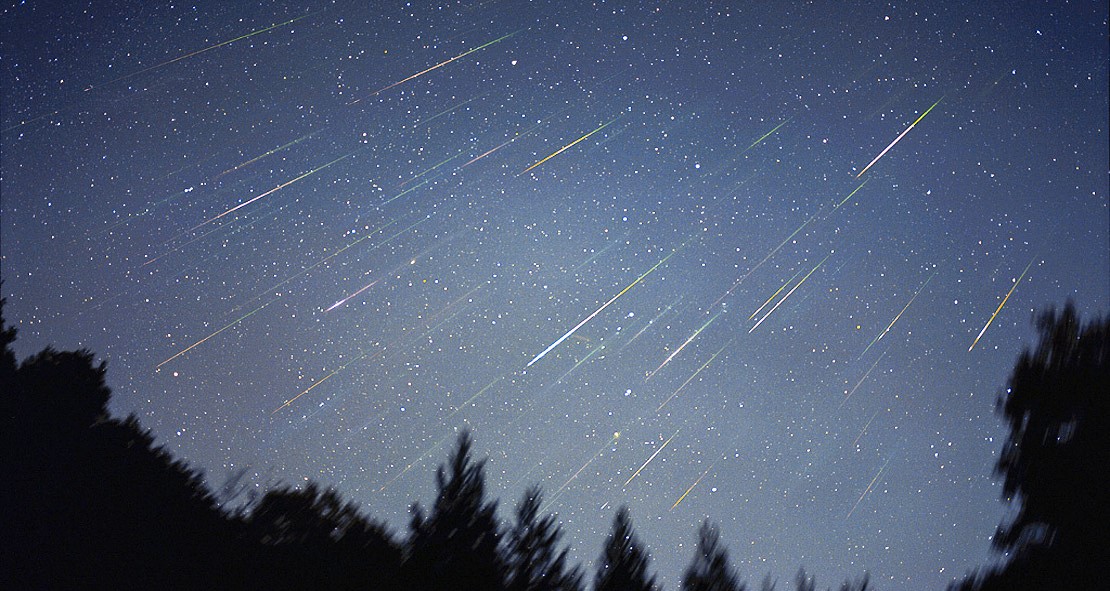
[526,241,688,367]
[352,30,521,102]
[520,116,620,175]
[156,296,279,370]
[857,97,943,178]
[969,256,1036,351]
[749,254,830,333]
[646,310,723,380]
[624,430,680,487]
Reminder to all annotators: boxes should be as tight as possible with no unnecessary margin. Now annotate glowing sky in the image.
[3,2,1107,588]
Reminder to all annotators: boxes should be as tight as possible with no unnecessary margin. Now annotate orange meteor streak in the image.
[519,117,620,175]
[969,256,1036,351]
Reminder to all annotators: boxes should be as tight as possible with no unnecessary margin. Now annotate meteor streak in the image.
[193,150,356,232]
[743,117,791,153]
[657,339,732,412]
[749,268,805,320]
[156,296,279,369]
[646,310,723,380]
[833,178,869,211]
[526,241,688,367]
[519,116,620,175]
[712,208,822,310]
[271,346,386,414]
[969,256,1036,351]
[85,14,314,91]
[624,430,680,487]
[352,30,521,102]
[847,456,892,519]
[858,271,937,359]
[749,254,830,333]
[856,97,943,178]
[671,460,718,510]
[840,351,887,410]
[215,130,321,179]
[541,431,622,513]
[324,278,380,312]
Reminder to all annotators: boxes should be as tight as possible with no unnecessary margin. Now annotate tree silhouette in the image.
[682,519,745,591]
[950,303,1110,590]
[506,485,583,591]
[594,506,657,591]
[793,568,815,591]
[246,483,403,589]
[407,430,506,591]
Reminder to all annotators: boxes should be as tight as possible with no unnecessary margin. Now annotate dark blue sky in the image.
[3,1,1107,588]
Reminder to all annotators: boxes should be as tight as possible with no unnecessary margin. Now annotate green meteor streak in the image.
[520,116,620,175]
[834,178,869,210]
[857,97,943,178]
[156,296,279,369]
[743,117,791,152]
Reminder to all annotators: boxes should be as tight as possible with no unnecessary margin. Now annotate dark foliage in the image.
[407,430,507,591]
[595,506,658,591]
[507,485,584,591]
[950,303,1110,591]
[682,520,745,591]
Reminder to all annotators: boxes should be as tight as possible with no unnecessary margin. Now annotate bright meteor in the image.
[526,240,689,367]
[857,97,943,178]
[520,116,620,175]
[969,256,1036,351]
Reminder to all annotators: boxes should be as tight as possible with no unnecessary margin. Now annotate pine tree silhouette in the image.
[594,506,657,591]
[407,430,506,591]
[950,303,1110,590]
[506,485,583,591]
[682,520,745,591]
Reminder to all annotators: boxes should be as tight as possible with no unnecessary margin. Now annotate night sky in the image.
[3,1,1107,588]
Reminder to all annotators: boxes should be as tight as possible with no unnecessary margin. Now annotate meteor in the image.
[646,309,723,380]
[749,254,830,333]
[520,116,620,175]
[324,278,380,313]
[856,97,943,178]
[671,460,718,510]
[624,430,680,487]
[156,296,279,370]
[215,130,321,179]
[858,271,937,359]
[352,30,522,102]
[526,240,689,367]
[833,178,869,211]
[743,117,791,153]
[541,431,622,514]
[969,256,1036,351]
[847,456,892,519]
[657,338,732,412]
[85,13,315,92]
[711,208,822,310]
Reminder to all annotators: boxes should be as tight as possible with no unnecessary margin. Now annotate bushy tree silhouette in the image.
[407,430,506,591]
[595,506,657,591]
[507,485,583,591]
[950,303,1109,590]
[245,483,403,589]
[682,519,745,591]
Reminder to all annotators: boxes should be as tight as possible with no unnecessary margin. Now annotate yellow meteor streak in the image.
[193,150,356,232]
[743,117,791,153]
[624,430,679,487]
[156,296,279,370]
[657,338,733,412]
[526,239,691,367]
[352,30,522,102]
[671,460,718,510]
[712,208,821,310]
[840,351,887,410]
[856,97,943,178]
[847,456,892,519]
[969,256,1036,351]
[749,254,830,333]
[858,271,937,359]
[86,14,314,91]
[377,432,455,492]
[519,116,620,175]
[446,375,505,420]
[646,309,723,380]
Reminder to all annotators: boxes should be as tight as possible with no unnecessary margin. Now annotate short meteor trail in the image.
[271,346,386,415]
[541,431,622,514]
[750,268,805,320]
[352,30,522,102]
[526,240,689,367]
[711,208,822,310]
[671,460,719,510]
[156,296,279,370]
[215,130,321,179]
[324,278,380,312]
[969,256,1036,351]
[856,97,943,178]
[743,117,791,153]
[519,116,620,175]
[858,271,937,359]
[833,178,869,211]
[624,430,680,487]
[646,309,723,380]
[840,350,887,409]
[85,14,314,91]
[749,254,830,333]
